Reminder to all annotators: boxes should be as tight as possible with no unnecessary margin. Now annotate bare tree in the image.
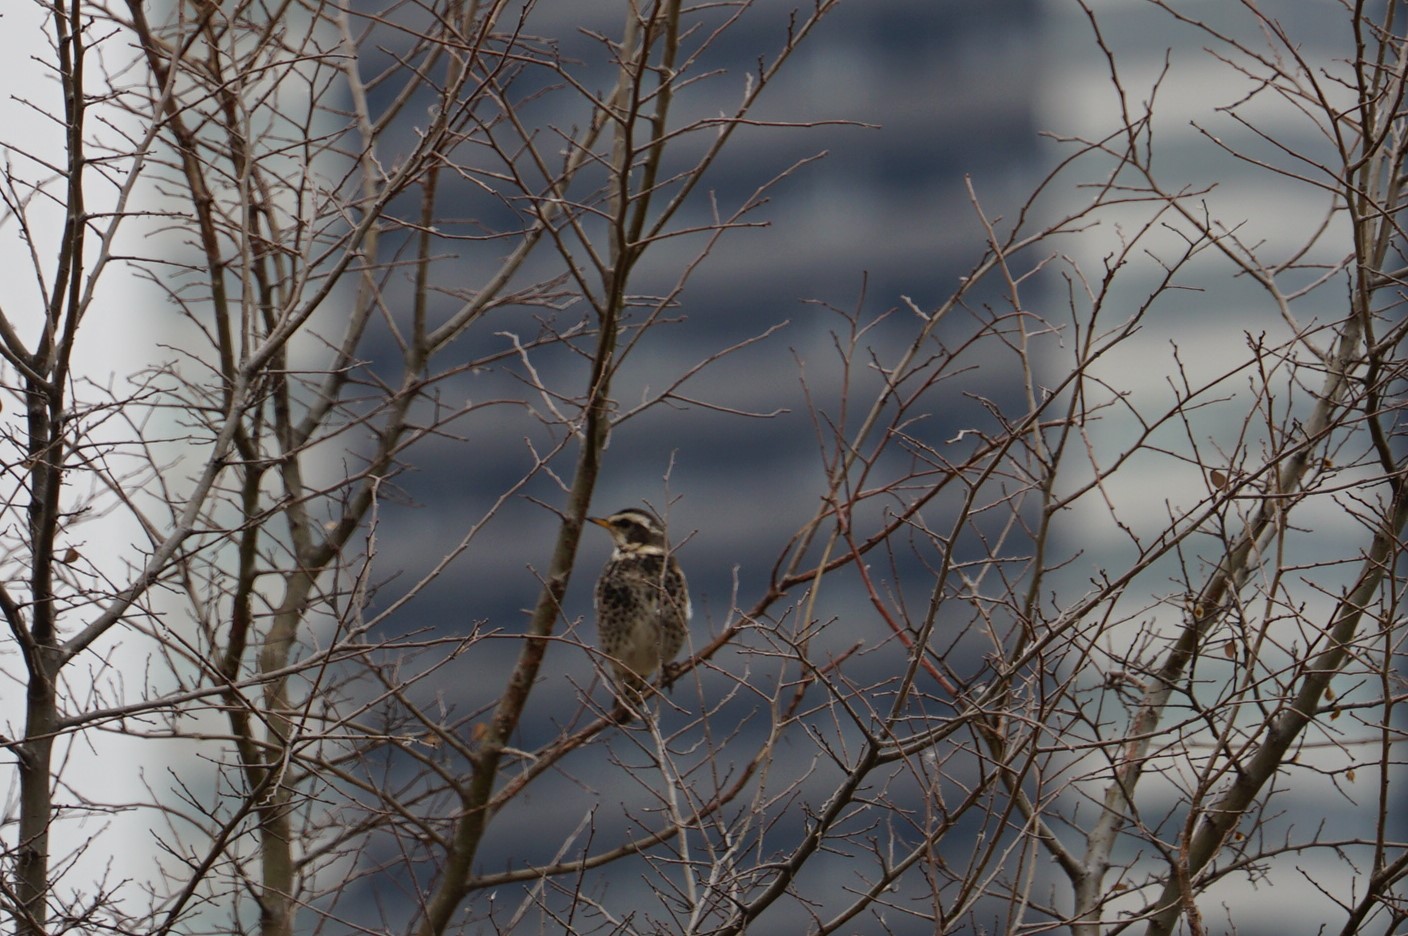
[0,0,1405,934]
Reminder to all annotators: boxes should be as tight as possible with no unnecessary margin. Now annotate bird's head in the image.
[589,508,669,554]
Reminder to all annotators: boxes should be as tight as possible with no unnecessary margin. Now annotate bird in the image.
[588,507,691,700]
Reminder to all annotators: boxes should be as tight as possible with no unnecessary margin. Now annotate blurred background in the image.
[1,0,1385,932]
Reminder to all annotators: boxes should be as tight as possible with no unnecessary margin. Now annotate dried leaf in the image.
[1210,468,1228,489]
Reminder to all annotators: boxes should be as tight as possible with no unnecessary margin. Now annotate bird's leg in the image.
[610,672,651,722]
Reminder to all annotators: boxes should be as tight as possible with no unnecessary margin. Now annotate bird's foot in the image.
[659,661,684,693]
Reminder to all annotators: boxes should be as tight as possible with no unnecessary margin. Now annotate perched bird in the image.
[588,508,691,698]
